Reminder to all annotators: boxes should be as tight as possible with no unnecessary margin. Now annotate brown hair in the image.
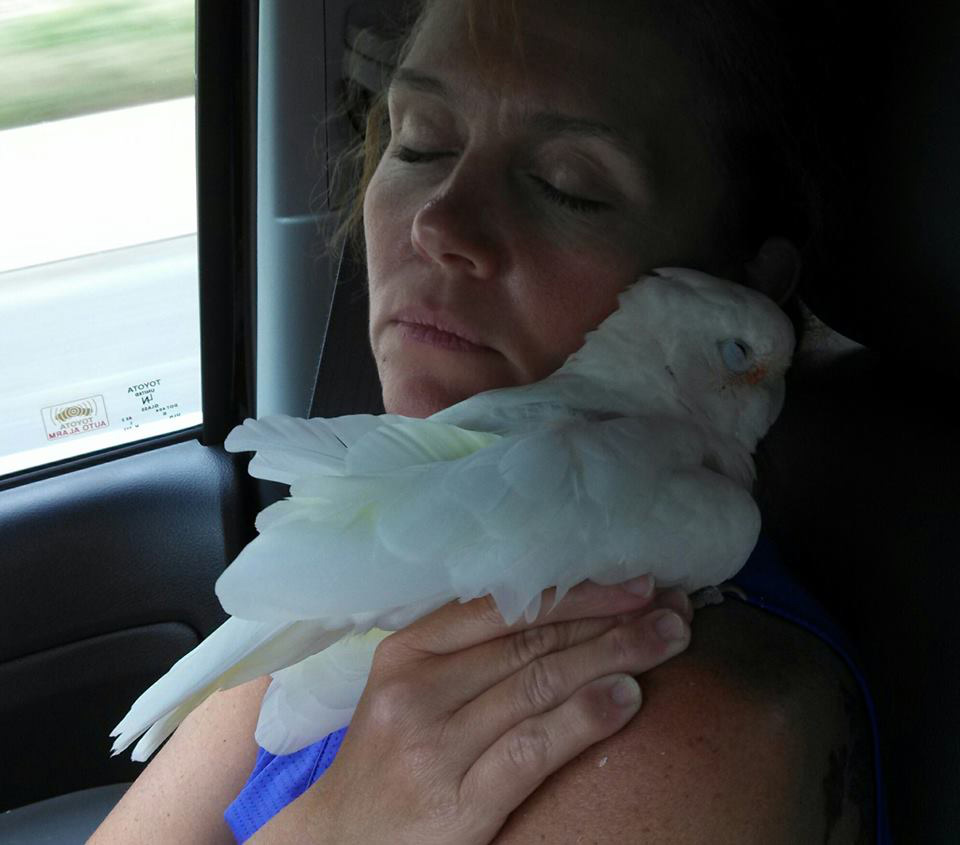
[327,0,842,318]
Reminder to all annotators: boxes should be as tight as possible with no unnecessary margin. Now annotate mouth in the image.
[392,308,492,353]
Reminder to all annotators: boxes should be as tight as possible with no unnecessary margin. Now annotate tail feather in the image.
[110,617,351,760]
[125,687,212,762]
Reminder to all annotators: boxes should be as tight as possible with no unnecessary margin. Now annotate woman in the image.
[91,0,882,841]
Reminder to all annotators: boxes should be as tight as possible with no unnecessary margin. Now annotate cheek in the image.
[363,174,396,277]
[515,239,636,378]
[364,169,416,321]
[364,159,425,256]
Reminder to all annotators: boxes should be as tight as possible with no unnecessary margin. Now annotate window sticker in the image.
[41,394,110,441]
[1,357,202,476]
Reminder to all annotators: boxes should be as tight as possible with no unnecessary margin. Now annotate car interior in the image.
[0,1,957,842]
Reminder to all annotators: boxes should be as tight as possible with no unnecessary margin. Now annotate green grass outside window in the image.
[0,0,194,130]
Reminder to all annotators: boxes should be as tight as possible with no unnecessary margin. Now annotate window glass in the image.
[0,0,201,477]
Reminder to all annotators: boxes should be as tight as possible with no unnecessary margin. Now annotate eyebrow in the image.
[389,68,644,161]
[390,67,449,97]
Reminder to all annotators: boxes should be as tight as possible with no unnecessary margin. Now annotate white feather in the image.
[110,616,351,760]
[255,629,389,753]
[224,414,405,483]
[112,268,795,759]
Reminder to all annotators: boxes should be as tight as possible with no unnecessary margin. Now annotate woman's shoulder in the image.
[492,599,875,844]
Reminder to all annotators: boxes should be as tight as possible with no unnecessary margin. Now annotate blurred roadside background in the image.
[0,0,203,475]
[0,0,196,270]
[0,0,193,130]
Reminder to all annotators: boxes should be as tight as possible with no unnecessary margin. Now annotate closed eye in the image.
[391,145,452,163]
[719,338,754,373]
[528,175,609,213]
[391,146,608,214]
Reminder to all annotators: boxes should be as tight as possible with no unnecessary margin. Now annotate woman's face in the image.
[365,0,729,418]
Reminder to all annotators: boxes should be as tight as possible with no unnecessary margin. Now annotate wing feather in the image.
[224,414,405,483]
[216,416,755,628]
[255,629,389,754]
[110,617,349,759]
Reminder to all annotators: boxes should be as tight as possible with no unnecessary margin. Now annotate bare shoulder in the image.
[89,676,270,845]
[493,599,876,844]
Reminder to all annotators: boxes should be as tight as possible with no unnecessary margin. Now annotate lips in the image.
[392,307,492,353]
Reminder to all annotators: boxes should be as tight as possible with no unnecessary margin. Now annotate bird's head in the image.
[560,266,796,451]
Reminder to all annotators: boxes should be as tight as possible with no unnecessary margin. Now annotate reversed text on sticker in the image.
[41,395,110,441]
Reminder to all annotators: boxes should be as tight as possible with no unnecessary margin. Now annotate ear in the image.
[740,236,802,305]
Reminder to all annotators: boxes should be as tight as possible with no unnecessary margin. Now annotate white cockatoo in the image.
[110,267,795,761]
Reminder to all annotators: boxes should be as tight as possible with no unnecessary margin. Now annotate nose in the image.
[410,180,501,280]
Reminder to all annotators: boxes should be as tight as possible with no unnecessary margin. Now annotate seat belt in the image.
[309,242,385,419]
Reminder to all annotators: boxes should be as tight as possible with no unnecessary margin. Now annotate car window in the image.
[0,0,201,477]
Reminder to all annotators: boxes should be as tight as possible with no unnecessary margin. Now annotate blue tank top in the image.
[225,535,893,842]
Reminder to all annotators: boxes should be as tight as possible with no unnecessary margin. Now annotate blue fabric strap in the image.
[224,726,347,842]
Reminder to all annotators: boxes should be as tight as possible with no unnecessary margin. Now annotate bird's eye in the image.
[720,339,753,373]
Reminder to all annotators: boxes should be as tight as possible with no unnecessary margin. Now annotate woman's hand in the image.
[256,576,693,845]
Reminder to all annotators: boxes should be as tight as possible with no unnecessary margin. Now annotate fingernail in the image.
[610,675,641,707]
[622,574,654,598]
[654,610,686,642]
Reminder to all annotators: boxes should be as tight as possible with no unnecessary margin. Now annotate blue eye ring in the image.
[720,339,753,373]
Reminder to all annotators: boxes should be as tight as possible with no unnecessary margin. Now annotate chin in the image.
[381,380,468,419]
[380,372,496,419]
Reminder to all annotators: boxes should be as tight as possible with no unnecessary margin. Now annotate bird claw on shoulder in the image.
[689,585,726,610]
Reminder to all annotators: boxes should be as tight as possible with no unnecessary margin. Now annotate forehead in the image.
[401,0,695,131]
[396,0,728,261]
